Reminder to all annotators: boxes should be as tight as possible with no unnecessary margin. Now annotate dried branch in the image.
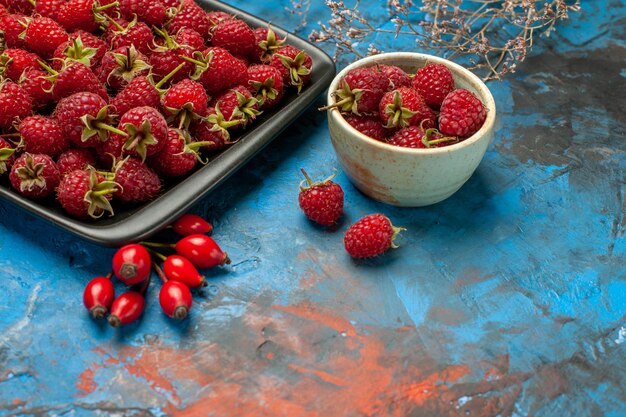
[304,0,581,80]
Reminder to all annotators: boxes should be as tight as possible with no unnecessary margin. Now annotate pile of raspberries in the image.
[0,0,313,220]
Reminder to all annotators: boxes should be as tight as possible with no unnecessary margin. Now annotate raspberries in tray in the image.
[0,1,315,221]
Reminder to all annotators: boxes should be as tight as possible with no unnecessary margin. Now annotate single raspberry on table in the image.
[438,88,487,138]
[298,169,344,226]
[378,86,436,129]
[344,213,405,259]
[325,66,389,115]
[412,62,455,110]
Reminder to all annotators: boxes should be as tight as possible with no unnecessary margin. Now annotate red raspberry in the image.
[0,49,41,82]
[162,78,208,129]
[253,26,285,62]
[109,76,161,117]
[0,14,28,49]
[270,45,312,93]
[0,81,32,131]
[0,0,33,14]
[147,128,199,178]
[190,46,248,96]
[24,17,69,59]
[214,85,261,129]
[112,106,168,162]
[96,45,151,91]
[175,28,205,51]
[412,63,455,109]
[379,64,412,89]
[34,0,66,20]
[54,92,110,148]
[168,2,210,41]
[112,157,161,203]
[105,18,154,56]
[378,86,435,129]
[19,69,54,111]
[247,64,284,109]
[56,168,118,219]
[9,153,60,199]
[438,88,487,138]
[328,66,389,115]
[57,0,113,33]
[343,115,391,141]
[19,116,70,157]
[51,62,109,102]
[52,31,109,70]
[119,0,166,26]
[298,169,344,226]
[344,214,405,258]
[0,137,16,175]
[56,148,98,177]
[387,126,459,149]
[210,18,256,60]
[188,106,238,152]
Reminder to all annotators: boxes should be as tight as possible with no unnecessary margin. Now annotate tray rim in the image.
[0,0,336,247]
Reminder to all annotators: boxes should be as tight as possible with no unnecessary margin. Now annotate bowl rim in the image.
[326,52,496,155]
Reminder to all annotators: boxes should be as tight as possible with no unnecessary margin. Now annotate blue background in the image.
[0,1,624,416]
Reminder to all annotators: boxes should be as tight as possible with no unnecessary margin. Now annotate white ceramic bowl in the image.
[327,52,496,207]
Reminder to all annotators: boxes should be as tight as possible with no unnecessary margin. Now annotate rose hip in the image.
[171,213,213,236]
[112,243,151,285]
[83,273,115,319]
[107,291,145,327]
[164,254,207,288]
[174,234,230,269]
[159,280,193,320]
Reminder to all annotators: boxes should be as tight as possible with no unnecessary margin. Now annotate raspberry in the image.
[379,64,412,89]
[378,86,435,129]
[438,88,487,138]
[387,126,459,149]
[298,169,344,226]
[412,63,455,109]
[344,214,405,258]
[9,153,60,199]
[328,66,389,115]
[343,115,391,141]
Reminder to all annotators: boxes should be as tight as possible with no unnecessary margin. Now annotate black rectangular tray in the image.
[0,0,336,247]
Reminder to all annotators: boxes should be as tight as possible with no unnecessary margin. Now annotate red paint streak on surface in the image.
[402,365,470,406]
[287,363,349,387]
[273,301,357,337]
[76,368,97,396]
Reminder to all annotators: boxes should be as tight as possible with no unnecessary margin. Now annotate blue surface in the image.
[1,1,625,416]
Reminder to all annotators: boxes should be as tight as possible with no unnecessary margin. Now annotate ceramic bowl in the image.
[326,52,496,207]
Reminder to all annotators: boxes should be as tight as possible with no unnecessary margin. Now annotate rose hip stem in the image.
[152,261,168,283]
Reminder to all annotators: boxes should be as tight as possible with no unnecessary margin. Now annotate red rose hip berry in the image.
[344,214,405,258]
[108,290,145,327]
[298,168,344,226]
[83,273,115,319]
[159,280,193,320]
[175,234,230,270]
[163,254,207,288]
[172,213,213,236]
[112,243,151,285]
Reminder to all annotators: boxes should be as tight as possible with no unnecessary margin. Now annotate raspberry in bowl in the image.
[325,52,496,207]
